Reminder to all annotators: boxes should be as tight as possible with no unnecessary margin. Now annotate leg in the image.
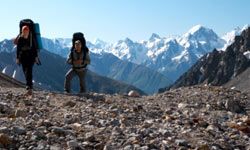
[26,64,33,90]
[64,68,76,93]
[22,63,32,89]
[77,69,87,93]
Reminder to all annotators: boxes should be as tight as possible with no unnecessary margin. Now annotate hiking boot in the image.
[64,89,70,94]
[25,89,32,96]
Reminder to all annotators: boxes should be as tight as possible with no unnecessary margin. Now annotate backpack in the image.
[19,19,43,50]
[15,19,43,65]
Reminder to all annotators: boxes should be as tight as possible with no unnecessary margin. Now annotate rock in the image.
[0,127,9,134]
[0,102,12,114]
[63,101,76,107]
[128,90,140,97]
[12,126,26,135]
[50,145,62,150]
[123,145,132,150]
[225,99,245,113]
[197,144,210,150]
[51,127,66,136]
[15,109,27,118]
[93,93,106,101]
[175,139,189,147]
[32,131,47,140]
[38,119,53,127]
[85,132,96,142]
[67,140,80,149]
[71,123,82,131]
[178,103,188,109]
[0,133,11,145]
[198,121,209,128]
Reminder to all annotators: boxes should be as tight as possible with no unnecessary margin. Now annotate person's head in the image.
[74,40,82,52]
[21,25,30,38]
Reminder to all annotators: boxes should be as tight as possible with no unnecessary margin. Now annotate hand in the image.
[16,59,20,65]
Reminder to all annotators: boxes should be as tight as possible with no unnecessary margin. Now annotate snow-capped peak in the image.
[124,38,134,45]
[93,38,108,47]
[149,33,161,41]
[221,24,250,50]
[187,24,204,35]
[185,25,214,37]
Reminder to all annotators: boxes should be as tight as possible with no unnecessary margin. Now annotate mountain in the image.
[221,25,249,50]
[163,27,250,92]
[39,38,172,94]
[41,37,71,57]
[37,25,249,83]
[224,67,250,94]
[98,25,227,81]
[0,39,144,95]
[89,52,172,94]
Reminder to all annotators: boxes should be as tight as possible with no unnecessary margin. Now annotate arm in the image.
[16,39,21,65]
[84,51,90,65]
[67,51,73,64]
[16,39,21,59]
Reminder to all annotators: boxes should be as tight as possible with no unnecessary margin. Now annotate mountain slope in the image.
[0,85,249,149]
[163,27,250,92]
[89,52,172,94]
[0,72,25,88]
[224,67,250,93]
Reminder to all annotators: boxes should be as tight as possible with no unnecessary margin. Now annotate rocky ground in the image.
[0,85,250,150]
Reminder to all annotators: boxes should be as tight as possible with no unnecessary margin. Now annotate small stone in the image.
[13,126,26,135]
[51,127,66,136]
[197,144,210,150]
[0,127,9,134]
[178,103,187,109]
[15,109,27,118]
[175,139,189,147]
[67,140,79,149]
[63,101,76,107]
[123,145,132,150]
[85,132,96,142]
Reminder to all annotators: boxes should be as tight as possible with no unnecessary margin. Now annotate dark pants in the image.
[22,63,33,90]
[64,68,87,93]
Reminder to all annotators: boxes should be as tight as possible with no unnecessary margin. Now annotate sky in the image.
[0,0,250,43]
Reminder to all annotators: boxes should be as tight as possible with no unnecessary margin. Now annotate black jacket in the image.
[16,36,38,64]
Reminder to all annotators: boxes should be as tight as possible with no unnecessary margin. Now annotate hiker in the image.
[16,25,39,95]
[64,32,90,93]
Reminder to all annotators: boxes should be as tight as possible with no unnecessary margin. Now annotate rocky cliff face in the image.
[163,27,250,91]
[0,85,249,149]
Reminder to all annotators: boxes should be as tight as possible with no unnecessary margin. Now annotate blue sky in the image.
[0,0,249,42]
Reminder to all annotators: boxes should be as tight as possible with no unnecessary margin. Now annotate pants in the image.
[64,68,87,93]
[22,63,33,90]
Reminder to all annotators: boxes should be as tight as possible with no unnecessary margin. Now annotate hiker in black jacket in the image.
[64,34,90,93]
[16,25,39,95]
